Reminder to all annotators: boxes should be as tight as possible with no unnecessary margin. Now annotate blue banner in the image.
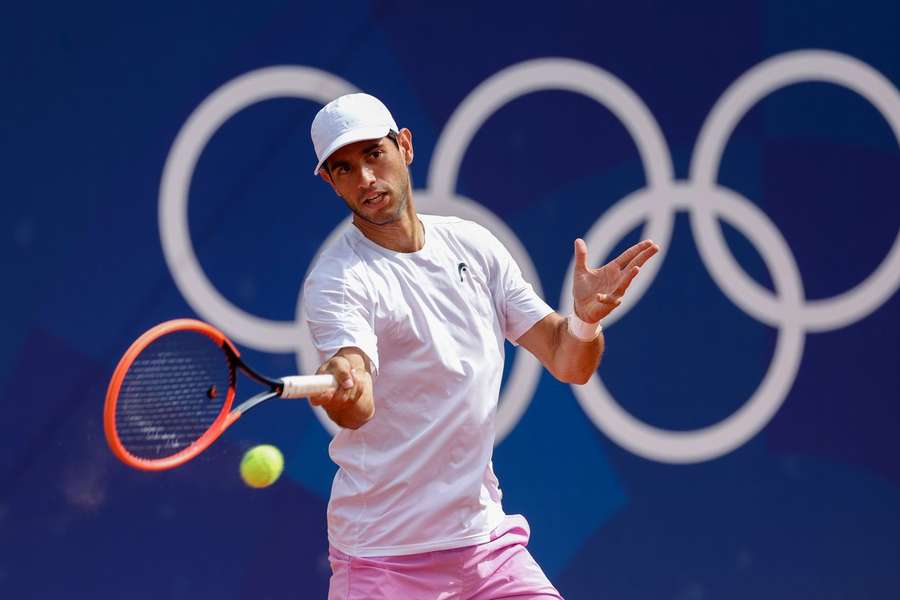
[2,1,898,598]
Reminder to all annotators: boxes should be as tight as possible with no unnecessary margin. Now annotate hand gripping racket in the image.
[104,318,336,471]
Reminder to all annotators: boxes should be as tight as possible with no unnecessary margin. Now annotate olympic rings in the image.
[159,50,899,461]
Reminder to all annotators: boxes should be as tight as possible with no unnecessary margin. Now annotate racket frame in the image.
[105,319,289,471]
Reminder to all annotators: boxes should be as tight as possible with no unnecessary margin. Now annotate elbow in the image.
[335,405,375,430]
[569,370,593,385]
[566,369,594,385]
[553,353,602,385]
[553,365,594,385]
[552,344,603,385]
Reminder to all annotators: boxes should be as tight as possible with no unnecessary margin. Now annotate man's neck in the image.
[353,200,424,253]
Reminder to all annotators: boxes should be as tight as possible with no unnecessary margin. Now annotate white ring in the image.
[159,66,356,351]
[417,57,678,444]
[564,185,805,462]
[430,58,678,323]
[429,57,674,194]
[424,57,679,441]
[428,58,674,192]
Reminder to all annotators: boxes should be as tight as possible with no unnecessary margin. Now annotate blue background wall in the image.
[2,1,898,598]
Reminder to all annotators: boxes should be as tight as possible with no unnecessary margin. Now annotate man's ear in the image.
[318,169,344,197]
[398,128,414,166]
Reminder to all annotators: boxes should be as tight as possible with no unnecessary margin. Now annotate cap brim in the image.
[313,125,392,175]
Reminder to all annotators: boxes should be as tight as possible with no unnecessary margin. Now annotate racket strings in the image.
[116,331,234,460]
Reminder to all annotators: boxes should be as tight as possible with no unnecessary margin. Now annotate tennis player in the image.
[305,93,658,599]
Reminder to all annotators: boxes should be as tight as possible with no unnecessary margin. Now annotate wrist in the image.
[567,312,602,342]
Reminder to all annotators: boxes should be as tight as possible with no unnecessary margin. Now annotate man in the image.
[304,93,658,599]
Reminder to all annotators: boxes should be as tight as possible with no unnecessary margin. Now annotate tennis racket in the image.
[104,318,336,471]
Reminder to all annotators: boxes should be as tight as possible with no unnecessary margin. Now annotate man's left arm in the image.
[517,238,659,384]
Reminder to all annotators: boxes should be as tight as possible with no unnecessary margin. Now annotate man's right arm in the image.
[307,346,375,430]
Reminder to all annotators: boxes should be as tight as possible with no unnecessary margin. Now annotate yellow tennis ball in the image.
[240,444,284,488]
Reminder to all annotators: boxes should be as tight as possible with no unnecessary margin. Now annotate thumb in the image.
[574,238,589,272]
[340,369,355,389]
[329,357,355,389]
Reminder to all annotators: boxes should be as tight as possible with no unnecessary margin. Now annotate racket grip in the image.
[280,375,338,398]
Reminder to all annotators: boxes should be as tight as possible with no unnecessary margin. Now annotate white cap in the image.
[310,93,398,175]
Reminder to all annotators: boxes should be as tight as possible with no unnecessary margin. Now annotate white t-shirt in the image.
[303,214,553,557]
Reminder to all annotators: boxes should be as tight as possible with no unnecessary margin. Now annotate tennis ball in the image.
[240,444,284,489]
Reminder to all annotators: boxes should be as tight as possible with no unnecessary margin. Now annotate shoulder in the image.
[421,213,499,247]
[304,229,370,291]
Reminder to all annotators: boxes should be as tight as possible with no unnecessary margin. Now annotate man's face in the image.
[319,129,414,226]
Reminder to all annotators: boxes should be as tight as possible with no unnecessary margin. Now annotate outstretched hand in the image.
[572,238,659,323]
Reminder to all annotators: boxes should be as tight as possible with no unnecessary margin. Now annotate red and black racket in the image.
[104,318,335,471]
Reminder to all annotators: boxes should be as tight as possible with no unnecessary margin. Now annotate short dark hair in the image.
[385,130,400,146]
[322,130,400,177]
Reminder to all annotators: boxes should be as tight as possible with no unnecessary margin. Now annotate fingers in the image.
[582,264,642,319]
[613,239,655,269]
[596,293,622,308]
[580,238,659,273]
[338,368,355,391]
[577,292,622,323]
[574,241,659,321]
[309,357,358,408]
[574,238,589,272]
[612,266,641,297]
[625,242,659,271]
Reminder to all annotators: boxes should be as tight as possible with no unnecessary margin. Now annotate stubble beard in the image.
[348,172,411,227]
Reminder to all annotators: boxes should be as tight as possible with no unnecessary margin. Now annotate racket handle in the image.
[280,375,338,398]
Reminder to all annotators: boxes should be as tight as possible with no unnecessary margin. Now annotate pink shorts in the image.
[327,514,564,600]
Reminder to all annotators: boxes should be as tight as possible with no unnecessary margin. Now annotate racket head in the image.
[104,319,241,471]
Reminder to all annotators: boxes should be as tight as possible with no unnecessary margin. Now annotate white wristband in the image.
[567,313,603,342]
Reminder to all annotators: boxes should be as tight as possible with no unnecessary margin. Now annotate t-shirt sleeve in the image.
[479,227,554,345]
[303,257,380,374]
